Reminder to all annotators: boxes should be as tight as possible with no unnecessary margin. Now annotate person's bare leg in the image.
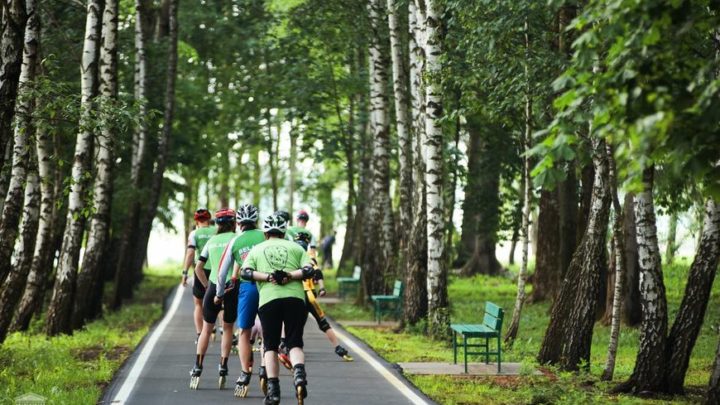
[221,321,234,359]
[238,328,253,371]
[264,350,279,378]
[197,321,213,356]
[289,347,305,366]
[193,297,203,334]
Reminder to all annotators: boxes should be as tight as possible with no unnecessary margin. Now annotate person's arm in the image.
[194,244,210,288]
[315,269,326,296]
[182,231,197,286]
[214,236,238,299]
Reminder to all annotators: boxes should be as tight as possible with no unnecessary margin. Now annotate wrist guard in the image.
[313,269,324,281]
[301,265,315,280]
[240,268,254,281]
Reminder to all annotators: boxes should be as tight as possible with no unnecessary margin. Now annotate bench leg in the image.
[452,331,457,365]
[497,335,502,374]
[463,336,468,374]
[485,337,489,364]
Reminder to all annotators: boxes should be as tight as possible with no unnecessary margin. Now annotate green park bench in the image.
[370,280,403,324]
[451,301,504,374]
[337,265,362,299]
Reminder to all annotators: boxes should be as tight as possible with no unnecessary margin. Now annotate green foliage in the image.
[0,266,176,404]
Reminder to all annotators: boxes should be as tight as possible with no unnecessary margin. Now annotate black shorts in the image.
[203,281,239,324]
[192,269,211,299]
[258,297,307,352]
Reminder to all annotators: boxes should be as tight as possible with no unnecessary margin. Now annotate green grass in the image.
[324,258,718,404]
[0,264,177,404]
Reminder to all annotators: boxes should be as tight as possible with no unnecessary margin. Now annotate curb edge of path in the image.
[327,316,439,405]
[99,284,180,404]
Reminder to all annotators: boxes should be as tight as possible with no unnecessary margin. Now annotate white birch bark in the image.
[0,0,36,284]
[602,144,625,381]
[130,0,147,184]
[74,0,118,328]
[422,0,449,338]
[367,0,395,291]
[387,0,412,240]
[46,0,102,335]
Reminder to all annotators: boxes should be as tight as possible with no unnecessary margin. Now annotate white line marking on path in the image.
[112,285,185,404]
[334,328,430,405]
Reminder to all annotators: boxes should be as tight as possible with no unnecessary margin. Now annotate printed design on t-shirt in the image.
[264,245,289,270]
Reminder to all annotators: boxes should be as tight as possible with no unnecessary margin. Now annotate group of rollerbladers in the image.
[181,205,352,404]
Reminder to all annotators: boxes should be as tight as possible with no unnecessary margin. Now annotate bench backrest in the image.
[352,265,362,280]
[483,302,504,331]
[392,280,403,297]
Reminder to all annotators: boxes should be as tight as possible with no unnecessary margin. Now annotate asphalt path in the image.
[102,282,435,405]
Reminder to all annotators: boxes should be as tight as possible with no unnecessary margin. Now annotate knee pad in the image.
[317,317,331,332]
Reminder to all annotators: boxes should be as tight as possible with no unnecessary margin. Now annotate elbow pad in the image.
[240,268,254,281]
[313,269,324,281]
[301,265,315,280]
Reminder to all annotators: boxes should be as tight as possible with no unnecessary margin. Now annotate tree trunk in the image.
[11,127,62,332]
[421,0,448,339]
[288,127,297,217]
[615,167,669,394]
[665,212,678,265]
[363,0,394,295]
[45,0,101,336]
[531,189,561,301]
[0,0,27,191]
[664,199,720,393]
[622,192,642,326]
[73,0,118,328]
[387,0,412,264]
[111,0,149,310]
[602,145,626,381]
[538,137,611,370]
[338,76,362,273]
[265,110,278,212]
[402,0,427,326]
[251,146,261,207]
[505,43,532,344]
[0,0,33,285]
[459,117,502,276]
[707,338,720,405]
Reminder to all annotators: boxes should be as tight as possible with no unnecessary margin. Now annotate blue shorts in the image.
[236,281,259,329]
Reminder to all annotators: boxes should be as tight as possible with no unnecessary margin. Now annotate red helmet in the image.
[215,208,236,224]
[296,210,309,221]
[194,208,211,222]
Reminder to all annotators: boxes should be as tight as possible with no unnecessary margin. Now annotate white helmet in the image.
[236,203,259,224]
[262,214,287,233]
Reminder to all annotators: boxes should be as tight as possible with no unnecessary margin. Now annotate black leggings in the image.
[258,297,307,352]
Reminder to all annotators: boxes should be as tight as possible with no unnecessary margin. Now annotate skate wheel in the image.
[259,377,267,396]
[219,375,226,389]
[296,385,306,404]
[343,355,354,362]
[234,384,249,398]
[189,376,200,390]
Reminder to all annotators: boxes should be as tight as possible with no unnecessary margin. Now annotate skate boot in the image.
[293,364,308,405]
[189,365,202,390]
[264,378,281,405]
[234,370,252,398]
[335,345,354,362]
[258,365,268,396]
[218,363,228,389]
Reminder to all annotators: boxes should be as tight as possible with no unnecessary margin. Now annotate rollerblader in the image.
[295,232,353,362]
[189,208,240,390]
[181,208,215,343]
[288,210,317,256]
[240,214,316,405]
[215,203,265,397]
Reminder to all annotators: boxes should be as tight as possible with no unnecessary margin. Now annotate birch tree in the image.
[708,341,720,405]
[601,145,626,381]
[505,18,532,343]
[386,0,412,252]
[420,0,449,338]
[615,167,668,393]
[537,137,611,370]
[45,0,102,335]
[73,0,118,328]
[0,0,27,206]
[363,0,395,295]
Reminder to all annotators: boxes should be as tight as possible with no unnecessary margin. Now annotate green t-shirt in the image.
[287,226,316,249]
[215,229,266,292]
[243,237,311,308]
[200,232,236,286]
[189,225,215,270]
